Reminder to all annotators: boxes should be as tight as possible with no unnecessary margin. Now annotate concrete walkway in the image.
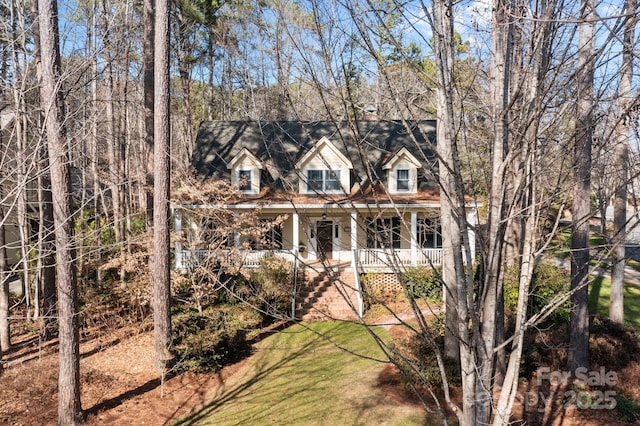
[369,303,442,330]
[549,257,640,286]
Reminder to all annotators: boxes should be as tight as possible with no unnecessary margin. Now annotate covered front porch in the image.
[172,203,460,272]
[174,247,444,271]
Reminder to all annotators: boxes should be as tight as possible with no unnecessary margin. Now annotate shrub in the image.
[616,394,640,423]
[503,265,520,313]
[403,267,442,301]
[530,263,570,324]
[391,314,460,387]
[248,254,293,318]
[129,214,146,236]
[503,263,570,324]
[172,304,262,372]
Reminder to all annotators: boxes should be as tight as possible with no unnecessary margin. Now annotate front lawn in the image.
[177,321,429,425]
[589,276,640,328]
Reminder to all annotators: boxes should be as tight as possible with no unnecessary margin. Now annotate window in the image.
[418,218,442,248]
[248,220,283,249]
[196,217,232,248]
[396,168,410,191]
[238,170,252,192]
[264,223,283,249]
[307,170,323,191]
[325,170,341,191]
[306,170,341,192]
[366,217,401,249]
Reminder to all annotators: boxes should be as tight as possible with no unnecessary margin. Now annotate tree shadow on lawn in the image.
[174,322,345,426]
[588,276,603,313]
[588,275,640,327]
[82,319,295,424]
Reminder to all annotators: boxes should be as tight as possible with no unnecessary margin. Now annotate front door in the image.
[316,220,333,260]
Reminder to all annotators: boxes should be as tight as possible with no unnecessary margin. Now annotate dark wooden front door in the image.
[316,220,333,260]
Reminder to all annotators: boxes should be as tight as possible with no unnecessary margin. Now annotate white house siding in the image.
[298,143,352,194]
[229,155,261,194]
[387,158,418,194]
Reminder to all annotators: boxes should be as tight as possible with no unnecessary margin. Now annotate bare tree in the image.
[9,0,34,319]
[38,0,82,423]
[569,0,595,372]
[0,186,8,356]
[99,0,123,244]
[143,0,154,238]
[30,0,57,341]
[610,0,637,325]
[152,0,173,377]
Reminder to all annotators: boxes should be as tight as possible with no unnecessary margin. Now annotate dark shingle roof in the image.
[191,120,437,191]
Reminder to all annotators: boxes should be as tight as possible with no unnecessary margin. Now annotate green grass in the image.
[548,228,607,260]
[628,259,640,272]
[177,321,428,426]
[589,276,640,328]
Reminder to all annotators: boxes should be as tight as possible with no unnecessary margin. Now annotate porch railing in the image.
[237,250,296,267]
[356,248,443,268]
[177,249,296,269]
[176,247,442,270]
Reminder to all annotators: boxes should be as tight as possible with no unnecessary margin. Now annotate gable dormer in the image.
[295,137,353,194]
[228,148,263,195]
[382,147,422,194]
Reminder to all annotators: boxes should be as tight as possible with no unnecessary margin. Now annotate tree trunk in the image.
[569,0,595,372]
[38,0,83,422]
[479,0,513,416]
[610,0,636,325]
[31,0,56,340]
[153,0,173,376]
[90,0,102,287]
[143,0,154,240]
[39,141,57,340]
[10,0,32,320]
[433,0,459,364]
[100,0,123,244]
[432,0,471,423]
[0,192,9,353]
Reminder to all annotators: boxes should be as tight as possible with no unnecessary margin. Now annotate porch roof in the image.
[173,187,446,210]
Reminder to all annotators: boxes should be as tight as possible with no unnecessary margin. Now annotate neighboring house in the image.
[173,119,477,319]
[602,198,640,262]
[603,198,640,244]
[0,108,21,269]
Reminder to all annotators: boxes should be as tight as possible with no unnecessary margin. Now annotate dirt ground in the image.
[1,310,639,425]
[0,321,238,426]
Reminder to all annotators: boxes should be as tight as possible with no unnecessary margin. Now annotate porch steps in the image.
[296,267,359,321]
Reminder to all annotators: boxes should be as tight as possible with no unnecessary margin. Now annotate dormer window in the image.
[383,147,422,194]
[228,148,263,195]
[238,170,253,192]
[307,170,341,192]
[396,169,410,191]
[296,137,353,195]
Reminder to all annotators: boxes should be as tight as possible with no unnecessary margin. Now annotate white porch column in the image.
[233,213,240,248]
[350,211,358,251]
[293,211,300,255]
[350,210,363,318]
[411,211,418,266]
[466,209,477,263]
[174,207,183,269]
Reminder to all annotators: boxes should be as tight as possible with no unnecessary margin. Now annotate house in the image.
[602,197,640,261]
[173,119,477,320]
[0,108,22,270]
